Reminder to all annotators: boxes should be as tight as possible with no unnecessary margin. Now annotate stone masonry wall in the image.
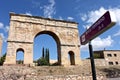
[82,59,107,66]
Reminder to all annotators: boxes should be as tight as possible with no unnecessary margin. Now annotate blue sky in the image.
[0,0,120,60]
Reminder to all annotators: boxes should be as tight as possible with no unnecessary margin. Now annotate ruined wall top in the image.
[10,12,78,29]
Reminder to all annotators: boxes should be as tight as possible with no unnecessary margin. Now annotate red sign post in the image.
[80,11,116,45]
[80,11,116,80]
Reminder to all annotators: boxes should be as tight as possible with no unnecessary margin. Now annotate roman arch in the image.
[4,13,82,66]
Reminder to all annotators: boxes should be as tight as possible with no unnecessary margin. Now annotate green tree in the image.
[45,48,50,64]
[0,53,6,65]
[45,48,47,60]
[37,48,50,66]
[42,47,45,58]
[17,60,23,64]
[48,49,50,64]
[37,57,49,66]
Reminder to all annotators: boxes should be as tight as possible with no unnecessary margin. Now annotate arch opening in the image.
[16,48,24,64]
[68,51,75,65]
[34,31,61,65]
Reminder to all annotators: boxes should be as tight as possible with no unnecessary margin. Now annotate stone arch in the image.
[68,51,75,65]
[4,13,82,66]
[16,48,24,64]
[34,30,61,65]
[16,48,24,53]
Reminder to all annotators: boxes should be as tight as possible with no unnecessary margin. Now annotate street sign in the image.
[80,11,116,45]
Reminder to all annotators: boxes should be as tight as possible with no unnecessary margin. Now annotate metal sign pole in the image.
[89,41,96,80]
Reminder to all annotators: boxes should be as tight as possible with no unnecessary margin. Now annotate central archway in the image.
[34,31,61,65]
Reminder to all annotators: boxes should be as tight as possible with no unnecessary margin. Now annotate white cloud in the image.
[81,7,120,29]
[0,22,4,29]
[80,43,88,51]
[0,22,9,42]
[81,36,113,51]
[113,29,120,37]
[86,7,107,24]
[0,22,9,32]
[43,0,56,18]
[110,7,120,25]
[25,12,32,16]
[83,24,91,29]
[4,26,9,32]
[58,16,63,20]
[92,36,113,50]
[81,14,87,21]
[67,17,74,21]
[32,1,41,8]
[0,33,5,41]
[0,33,7,42]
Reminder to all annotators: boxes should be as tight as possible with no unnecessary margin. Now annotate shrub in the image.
[0,53,6,65]
[37,58,49,66]
[17,60,23,64]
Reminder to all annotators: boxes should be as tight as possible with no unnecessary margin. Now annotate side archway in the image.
[16,48,24,64]
[68,51,75,65]
[34,30,61,65]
